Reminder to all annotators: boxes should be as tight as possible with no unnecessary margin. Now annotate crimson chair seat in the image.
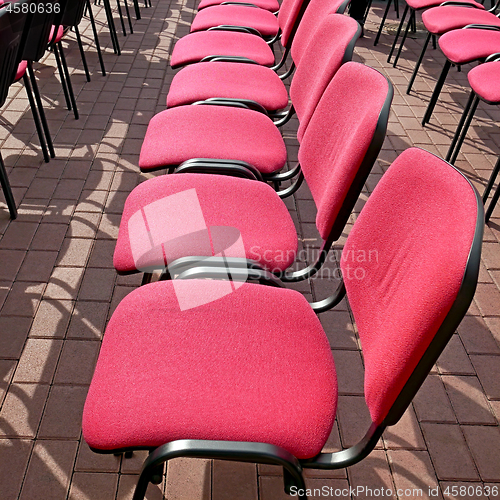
[113,173,298,274]
[468,60,500,104]
[438,28,500,64]
[139,105,287,174]
[190,5,279,36]
[170,30,275,68]
[422,6,497,34]
[166,62,289,110]
[14,60,27,82]
[82,280,337,458]
[198,0,280,10]
[49,24,64,43]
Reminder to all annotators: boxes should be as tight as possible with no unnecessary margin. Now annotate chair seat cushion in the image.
[14,61,27,82]
[422,6,497,35]
[408,0,482,9]
[468,60,500,104]
[113,173,298,273]
[82,280,337,459]
[439,28,500,64]
[198,0,280,11]
[139,105,287,174]
[190,5,279,37]
[170,30,275,68]
[166,62,289,111]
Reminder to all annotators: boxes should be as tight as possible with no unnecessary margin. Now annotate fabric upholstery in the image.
[139,105,287,173]
[342,147,478,425]
[166,61,289,110]
[291,0,352,64]
[468,61,500,104]
[83,280,337,459]
[170,31,275,68]
[290,14,359,137]
[190,5,279,37]
[422,6,498,34]
[14,60,27,82]
[278,0,308,47]
[113,173,297,273]
[298,62,389,240]
[49,24,64,43]
[198,0,280,11]
[439,28,500,64]
[407,0,482,9]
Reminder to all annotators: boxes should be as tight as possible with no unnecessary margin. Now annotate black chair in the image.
[0,0,28,218]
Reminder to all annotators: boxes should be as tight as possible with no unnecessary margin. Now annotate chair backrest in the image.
[18,0,58,61]
[341,147,483,427]
[290,0,353,65]
[298,61,393,243]
[289,13,360,141]
[280,0,351,50]
[0,2,28,107]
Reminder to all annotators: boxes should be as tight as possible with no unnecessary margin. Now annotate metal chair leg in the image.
[374,0,392,46]
[446,91,477,162]
[422,59,451,125]
[388,4,408,63]
[0,152,17,219]
[23,74,50,163]
[483,155,500,203]
[103,0,121,55]
[485,157,500,221]
[74,25,91,82]
[407,31,431,94]
[393,9,414,67]
[53,44,72,110]
[86,0,106,76]
[132,0,141,19]
[27,62,55,159]
[123,0,133,33]
[57,42,79,119]
[116,0,127,36]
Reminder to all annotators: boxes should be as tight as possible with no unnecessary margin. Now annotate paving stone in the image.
[462,426,500,482]
[421,424,479,481]
[0,439,34,500]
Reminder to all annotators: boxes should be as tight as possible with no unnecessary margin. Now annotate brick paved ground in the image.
[0,0,499,498]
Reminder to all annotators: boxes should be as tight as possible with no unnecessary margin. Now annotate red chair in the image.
[114,62,392,285]
[82,147,483,500]
[0,0,28,218]
[407,1,500,93]
[422,25,500,125]
[444,54,500,221]
[387,0,485,67]
[166,5,359,114]
[141,16,362,181]
[197,0,280,11]
[169,0,350,69]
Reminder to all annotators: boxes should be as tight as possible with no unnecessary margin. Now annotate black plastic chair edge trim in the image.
[343,21,362,65]
[381,162,484,427]
[463,23,500,29]
[175,158,263,181]
[264,162,301,182]
[199,55,260,64]
[176,265,286,287]
[440,0,485,8]
[131,440,306,500]
[193,97,269,115]
[220,1,261,7]
[206,24,263,37]
[301,422,384,470]
[485,51,500,61]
